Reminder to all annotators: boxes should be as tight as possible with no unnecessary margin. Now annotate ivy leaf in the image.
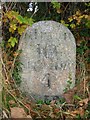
[8,37,18,47]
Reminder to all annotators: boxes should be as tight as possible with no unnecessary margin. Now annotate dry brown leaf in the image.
[9,100,15,105]
[69,107,85,117]
[49,113,56,119]
[41,104,51,111]
[50,100,56,106]
[27,115,32,119]
[6,61,12,65]
[10,107,27,118]
[54,108,60,113]
[62,77,89,104]
[62,90,75,104]
[79,98,89,105]
[78,98,89,107]
[13,52,19,57]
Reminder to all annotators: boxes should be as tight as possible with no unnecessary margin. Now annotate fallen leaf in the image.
[54,108,60,113]
[62,77,89,104]
[27,115,32,119]
[50,100,56,106]
[78,98,89,107]
[6,61,12,65]
[69,107,85,117]
[41,104,51,111]
[62,90,75,103]
[13,52,19,57]
[10,107,27,118]
[49,113,56,118]
[9,100,15,105]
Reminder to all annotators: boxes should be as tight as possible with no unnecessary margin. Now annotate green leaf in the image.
[8,37,18,47]
[73,95,82,101]
[28,18,34,26]
[10,23,17,31]
[17,15,25,24]
[70,24,76,28]
[18,25,27,35]
[51,0,61,9]
[61,20,65,24]
[85,3,90,7]
[86,20,90,28]
[5,11,19,20]
[36,100,44,105]
[67,80,72,85]
[9,27,14,33]
[68,17,73,22]
[61,20,69,27]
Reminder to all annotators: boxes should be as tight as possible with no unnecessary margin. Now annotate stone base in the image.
[22,91,64,102]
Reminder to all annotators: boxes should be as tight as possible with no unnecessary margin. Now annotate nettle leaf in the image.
[5,11,13,19]
[23,17,34,25]
[27,18,34,26]
[51,0,61,9]
[2,16,8,23]
[10,23,17,31]
[12,11,19,17]
[5,11,18,20]
[17,15,25,24]
[22,17,29,24]
[9,22,17,33]
[9,27,14,33]
[8,37,18,47]
[18,25,27,35]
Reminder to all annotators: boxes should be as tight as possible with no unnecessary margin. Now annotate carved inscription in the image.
[26,43,72,71]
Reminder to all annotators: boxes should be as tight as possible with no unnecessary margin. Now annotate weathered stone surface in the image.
[19,21,76,100]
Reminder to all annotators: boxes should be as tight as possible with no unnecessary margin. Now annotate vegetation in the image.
[1,2,90,119]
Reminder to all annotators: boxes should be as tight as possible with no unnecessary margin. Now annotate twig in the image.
[3,107,10,115]
[6,88,30,112]
[86,86,90,100]
[61,3,70,20]
[64,104,75,107]
[1,57,8,81]
[3,110,8,118]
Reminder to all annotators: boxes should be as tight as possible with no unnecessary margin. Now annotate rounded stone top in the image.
[19,21,76,100]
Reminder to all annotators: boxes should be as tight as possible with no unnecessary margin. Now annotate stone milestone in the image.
[19,21,76,100]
